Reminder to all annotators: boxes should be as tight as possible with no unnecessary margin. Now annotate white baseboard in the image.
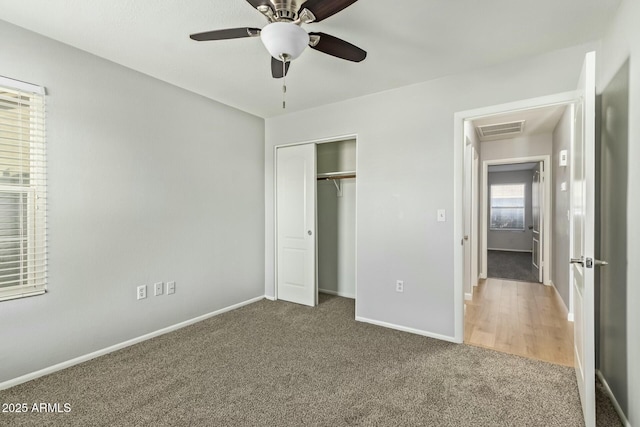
[319,288,355,299]
[464,292,473,301]
[479,273,487,280]
[596,370,630,426]
[264,295,276,301]
[487,248,533,253]
[355,316,458,343]
[549,280,573,322]
[0,295,265,391]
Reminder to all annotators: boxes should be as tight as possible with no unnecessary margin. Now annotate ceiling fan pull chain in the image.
[282,59,287,109]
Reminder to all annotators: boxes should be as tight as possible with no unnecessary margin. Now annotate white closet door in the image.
[276,144,317,306]
[571,51,596,427]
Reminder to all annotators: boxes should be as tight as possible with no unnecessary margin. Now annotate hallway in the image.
[464,278,573,366]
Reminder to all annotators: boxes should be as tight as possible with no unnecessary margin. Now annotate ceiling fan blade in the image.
[300,0,359,22]
[308,32,366,62]
[271,57,291,79]
[246,0,273,11]
[190,27,260,41]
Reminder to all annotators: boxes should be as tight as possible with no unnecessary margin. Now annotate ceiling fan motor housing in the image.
[261,22,310,61]
[271,0,301,20]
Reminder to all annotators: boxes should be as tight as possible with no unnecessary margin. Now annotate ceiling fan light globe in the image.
[260,22,309,61]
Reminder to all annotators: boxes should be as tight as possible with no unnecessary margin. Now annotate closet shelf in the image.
[317,171,356,181]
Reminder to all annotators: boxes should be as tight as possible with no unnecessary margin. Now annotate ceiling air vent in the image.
[476,120,525,138]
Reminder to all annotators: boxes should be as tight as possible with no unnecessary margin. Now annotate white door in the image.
[531,162,543,283]
[463,142,472,296]
[276,144,317,306]
[570,51,596,427]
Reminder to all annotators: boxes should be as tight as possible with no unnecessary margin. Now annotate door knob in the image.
[571,257,608,268]
[307,230,312,236]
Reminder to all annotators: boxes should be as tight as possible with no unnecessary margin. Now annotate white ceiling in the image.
[0,0,620,118]
[472,104,569,142]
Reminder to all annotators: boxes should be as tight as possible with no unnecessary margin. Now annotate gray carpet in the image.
[0,295,622,426]
[487,250,539,282]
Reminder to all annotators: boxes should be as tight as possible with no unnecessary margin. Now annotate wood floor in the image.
[464,278,574,367]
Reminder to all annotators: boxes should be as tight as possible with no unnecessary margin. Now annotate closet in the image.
[275,139,357,306]
[316,140,356,300]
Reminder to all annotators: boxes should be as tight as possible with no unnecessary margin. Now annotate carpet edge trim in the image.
[355,316,458,343]
[596,369,631,426]
[0,295,266,391]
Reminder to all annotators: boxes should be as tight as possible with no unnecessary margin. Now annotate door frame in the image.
[453,91,577,342]
[463,141,480,300]
[273,133,359,307]
[480,155,551,285]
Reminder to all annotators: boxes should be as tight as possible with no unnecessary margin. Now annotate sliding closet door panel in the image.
[276,144,316,306]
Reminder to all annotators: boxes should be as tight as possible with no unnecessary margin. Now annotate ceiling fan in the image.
[189,0,367,80]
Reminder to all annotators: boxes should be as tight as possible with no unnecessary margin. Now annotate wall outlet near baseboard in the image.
[167,281,176,295]
[137,285,147,300]
[396,280,404,293]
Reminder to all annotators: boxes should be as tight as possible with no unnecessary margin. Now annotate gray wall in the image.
[487,170,533,252]
[551,106,572,310]
[481,134,552,162]
[598,60,629,416]
[599,0,639,423]
[265,42,596,338]
[0,21,265,384]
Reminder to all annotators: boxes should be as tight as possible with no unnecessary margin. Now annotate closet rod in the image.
[317,173,356,181]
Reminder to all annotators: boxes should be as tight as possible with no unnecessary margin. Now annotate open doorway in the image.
[461,102,575,367]
[485,161,543,284]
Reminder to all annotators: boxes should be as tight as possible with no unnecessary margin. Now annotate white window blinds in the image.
[490,183,525,231]
[0,77,47,301]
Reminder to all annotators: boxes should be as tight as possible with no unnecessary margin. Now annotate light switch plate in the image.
[437,209,446,222]
[559,150,568,167]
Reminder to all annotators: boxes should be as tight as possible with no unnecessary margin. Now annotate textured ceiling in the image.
[0,0,621,118]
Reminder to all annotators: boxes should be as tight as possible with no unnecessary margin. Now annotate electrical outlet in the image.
[137,285,147,300]
[396,280,404,293]
[154,282,163,296]
[167,281,176,295]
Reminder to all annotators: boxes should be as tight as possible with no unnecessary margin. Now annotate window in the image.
[0,77,46,301]
[490,183,525,231]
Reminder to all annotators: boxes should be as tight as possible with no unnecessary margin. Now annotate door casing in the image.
[273,134,359,309]
[480,155,551,285]
[453,91,577,343]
